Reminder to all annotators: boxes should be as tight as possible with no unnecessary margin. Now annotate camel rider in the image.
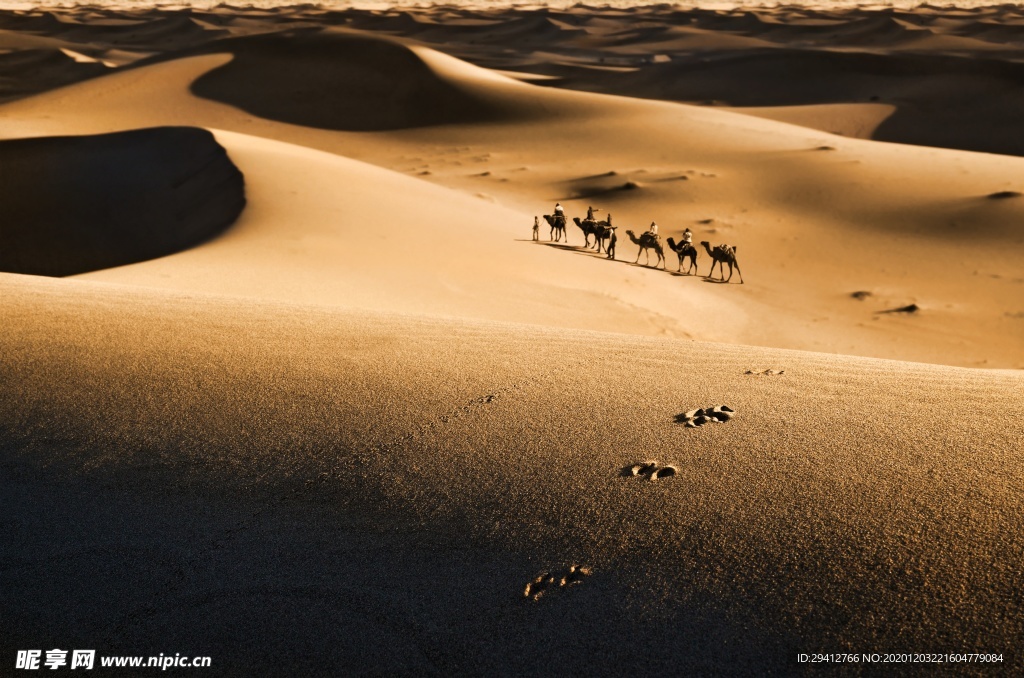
[586,205,596,221]
[682,227,692,245]
[648,221,659,239]
[554,202,565,219]
[606,213,613,226]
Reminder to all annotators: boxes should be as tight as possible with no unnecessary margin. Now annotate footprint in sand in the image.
[623,460,677,481]
[744,369,784,376]
[675,405,735,427]
[523,564,593,601]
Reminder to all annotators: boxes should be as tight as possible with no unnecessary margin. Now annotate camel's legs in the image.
[732,260,743,284]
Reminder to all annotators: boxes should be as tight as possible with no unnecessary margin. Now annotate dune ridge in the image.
[187,29,535,131]
[5,4,1024,155]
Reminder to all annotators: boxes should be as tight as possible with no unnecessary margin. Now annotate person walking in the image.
[533,216,540,241]
[606,227,617,260]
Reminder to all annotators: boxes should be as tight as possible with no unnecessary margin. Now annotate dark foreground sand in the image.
[3,274,1023,674]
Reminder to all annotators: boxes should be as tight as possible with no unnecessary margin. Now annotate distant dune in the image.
[188,29,529,131]
[0,126,245,276]
[566,48,1024,156]
[0,4,1022,676]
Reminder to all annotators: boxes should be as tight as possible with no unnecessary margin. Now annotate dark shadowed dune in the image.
[55,14,226,50]
[754,15,928,46]
[0,126,245,277]
[0,48,107,102]
[0,10,65,33]
[555,48,1024,156]
[189,28,521,131]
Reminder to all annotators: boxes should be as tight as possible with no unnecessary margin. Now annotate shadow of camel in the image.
[541,242,586,252]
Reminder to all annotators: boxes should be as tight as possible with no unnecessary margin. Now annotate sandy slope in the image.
[1,7,1023,675]
[3,273,1022,674]
[0,32,1021,366]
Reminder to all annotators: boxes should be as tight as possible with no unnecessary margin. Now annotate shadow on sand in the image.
[521,238,739,283]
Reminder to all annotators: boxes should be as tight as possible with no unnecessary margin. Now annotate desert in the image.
[1,2,1022,675]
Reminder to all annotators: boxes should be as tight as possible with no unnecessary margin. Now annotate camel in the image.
[626,230,665,268]
[700,241,743,283]
[666,237,698,275]
[573,217,612,252]
[542,214,568,243]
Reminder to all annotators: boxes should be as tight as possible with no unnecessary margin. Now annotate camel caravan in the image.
[536,203,743,283]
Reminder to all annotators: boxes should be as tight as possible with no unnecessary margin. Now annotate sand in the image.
[0,126,244,276]
[1,4,1022,675]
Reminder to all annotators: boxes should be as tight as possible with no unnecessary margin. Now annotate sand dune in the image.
[0,28,1021,367]
[0,126,244,277]
[571,48,1024,156]
[0,47,107,102]
[5,5,1024,152]
[3,273,1022,674]
[187,29,534,131]
[1,4,1022,675]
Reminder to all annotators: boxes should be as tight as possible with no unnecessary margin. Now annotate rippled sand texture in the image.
[1,5,1022,676]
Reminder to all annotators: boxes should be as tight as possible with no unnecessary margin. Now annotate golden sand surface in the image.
[1,4,1022,674]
